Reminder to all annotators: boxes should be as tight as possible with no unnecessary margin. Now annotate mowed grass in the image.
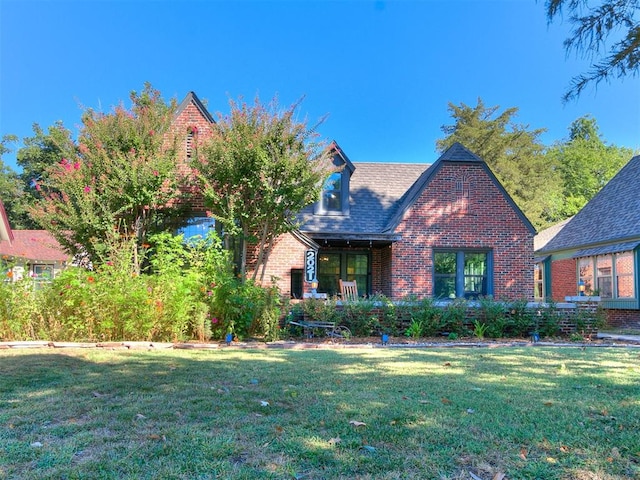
[0,346,639,480]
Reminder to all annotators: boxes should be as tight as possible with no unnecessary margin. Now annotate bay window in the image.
[577,251,635,299]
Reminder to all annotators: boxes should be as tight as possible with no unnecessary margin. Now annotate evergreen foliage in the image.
[436,98,562,229]
[546,0,640,101]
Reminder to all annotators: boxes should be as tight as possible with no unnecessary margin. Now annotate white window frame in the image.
[577,251,635,299]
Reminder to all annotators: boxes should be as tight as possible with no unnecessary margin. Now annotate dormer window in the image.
[315,141,354,216]
[322,173,342,212]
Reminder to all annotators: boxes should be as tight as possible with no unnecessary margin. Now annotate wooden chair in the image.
[339,279,358,302]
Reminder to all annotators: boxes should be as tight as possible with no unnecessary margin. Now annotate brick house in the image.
[0,199,70,282]
[535,154,640,328]
[174,92,535,301]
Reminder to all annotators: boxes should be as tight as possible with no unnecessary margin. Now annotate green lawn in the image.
[1,346,639,479]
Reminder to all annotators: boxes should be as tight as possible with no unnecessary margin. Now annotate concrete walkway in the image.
[596,332,640,343]
[1,335,640,350]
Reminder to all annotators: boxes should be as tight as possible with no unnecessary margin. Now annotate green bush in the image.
[478,296,507,338]
[341,299,380,336]
[440,299,468,336]
[1,231,285,343]
[300,298,340,325]
[536,303,561,337]
[504,299,534,337]
[412,297,442,336]
[0,276,41,340]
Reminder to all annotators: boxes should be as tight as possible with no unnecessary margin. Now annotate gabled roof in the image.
[299,142,536,238]
[534,216,573,252]
[330,140,356,174]
[383,142,536,234]
[538,154,640,253]
[0,230,69,262]
[0,199,68,262]
[298,162,429,235]
[175,91,215,124]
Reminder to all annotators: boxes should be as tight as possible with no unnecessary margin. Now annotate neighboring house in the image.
[0,200,70,283]
[535,154,640,328]
[172,92,536,301]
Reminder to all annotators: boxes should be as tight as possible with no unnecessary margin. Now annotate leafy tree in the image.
[17,122,76,196]
[193,96,334,282]
[31,84,187,272]
[437,98,562,229]
[6,122,78,229]
[0,135,32,229]
[547,115,633,217]
[546,0,640,102]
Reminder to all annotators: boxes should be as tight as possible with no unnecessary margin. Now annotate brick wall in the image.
[550,258,577,301]
[246,233,308,294]
[605,309,640,329]
[391,163,534,300]
[171,100,215,213]
[372,246,393,297]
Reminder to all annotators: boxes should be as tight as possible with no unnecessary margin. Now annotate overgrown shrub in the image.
[0,276,41,340]
[504,299,534,337]
[535,302,561,337]
[440,299,468,336]
[0,231,286,343]
[341,299,380,336]
[478,296,507,338]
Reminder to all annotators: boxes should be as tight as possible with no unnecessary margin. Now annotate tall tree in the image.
[193,95,334,282]
[546,0,640,102]
[11,122,78,229]
[31,84,186,272]
[0,135,32,229]
[547,115,633,217]
[437,98,562,229]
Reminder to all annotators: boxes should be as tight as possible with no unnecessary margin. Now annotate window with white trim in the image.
[534,263,544,300]
[578,251,635,299]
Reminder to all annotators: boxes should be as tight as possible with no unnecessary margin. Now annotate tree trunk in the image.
[240,224,248,282]
[259,234,275,284]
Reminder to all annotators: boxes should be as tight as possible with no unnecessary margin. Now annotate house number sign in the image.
[304,250,317,283]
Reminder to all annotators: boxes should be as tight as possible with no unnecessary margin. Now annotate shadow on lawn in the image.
[1,348,638,479]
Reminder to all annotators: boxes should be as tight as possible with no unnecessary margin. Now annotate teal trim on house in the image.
[544,256,552,299]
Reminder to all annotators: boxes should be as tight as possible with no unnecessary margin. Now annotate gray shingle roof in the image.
[298,162,429,235]
[299,142,535,237]
[534,216,573,251]
[538,154,640,253]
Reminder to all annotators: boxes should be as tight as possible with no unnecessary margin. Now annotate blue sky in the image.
[1,0,639,172]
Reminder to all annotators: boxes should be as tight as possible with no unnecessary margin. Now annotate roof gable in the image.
[534,216,573,251]
[175,91,215,124]
[384,142,536,234]
[330,140,356,174]
[539,154,640,253]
